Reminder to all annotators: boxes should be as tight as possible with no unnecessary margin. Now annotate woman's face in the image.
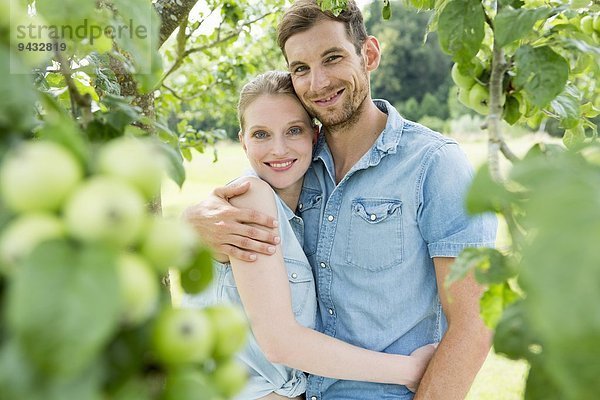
[240,94,314,192]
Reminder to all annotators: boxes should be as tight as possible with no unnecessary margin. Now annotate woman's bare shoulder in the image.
[228,176,277,211]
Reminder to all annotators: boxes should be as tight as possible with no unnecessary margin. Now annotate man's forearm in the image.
[413,324,491,399]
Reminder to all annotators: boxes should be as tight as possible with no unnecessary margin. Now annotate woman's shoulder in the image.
[228,176,277,210]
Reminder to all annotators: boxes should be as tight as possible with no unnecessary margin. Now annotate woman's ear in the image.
[238,131,247,152]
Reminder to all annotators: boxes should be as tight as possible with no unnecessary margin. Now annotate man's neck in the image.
[325,99,388,184]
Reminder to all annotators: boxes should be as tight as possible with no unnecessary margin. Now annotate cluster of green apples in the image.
[0,137,248,398]
[452,59,505,115]
[580,13,600,42]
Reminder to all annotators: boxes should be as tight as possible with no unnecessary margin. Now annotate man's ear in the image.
[363,36,381,72]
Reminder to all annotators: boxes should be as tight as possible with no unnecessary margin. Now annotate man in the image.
[184,1,497,398]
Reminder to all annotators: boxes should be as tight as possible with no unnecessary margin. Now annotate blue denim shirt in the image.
[182,189,317,399]
[299,100,497,400]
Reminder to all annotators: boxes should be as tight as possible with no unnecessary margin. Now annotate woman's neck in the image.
[274,179,303,213]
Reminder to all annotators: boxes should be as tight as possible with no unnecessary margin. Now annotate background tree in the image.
[364,0,453,121]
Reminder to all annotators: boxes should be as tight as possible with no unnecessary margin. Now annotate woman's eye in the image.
[252,131,268,139]
[288,127,302,136]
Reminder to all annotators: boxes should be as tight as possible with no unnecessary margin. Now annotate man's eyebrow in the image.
[288,47,348,70]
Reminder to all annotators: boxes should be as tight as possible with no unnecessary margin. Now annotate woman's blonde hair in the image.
[237,71,296,131]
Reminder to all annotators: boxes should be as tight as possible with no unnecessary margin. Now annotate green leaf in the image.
[498,0,524,7]
[494,300,538,360]
[515,152,600,396]
[157,141,186,187]
[7,240,121,378]
[446,247,510,286]
[495,7,552,48]
[438,0,485,64]
[480,282,519,329]
[550,85,581,129]
[0,47,37,133]
[562,124,586,150]
[503,96,522,125]
[101,94,143,132]
[514,45,569,108]
[110,0,161,75]
[318,0,348,16]
[382,1,392,20]
[466,163,514,214]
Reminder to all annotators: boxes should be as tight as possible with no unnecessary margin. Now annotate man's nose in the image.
[310,66,330,92]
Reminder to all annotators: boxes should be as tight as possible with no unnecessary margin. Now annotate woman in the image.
[183,71,436,399]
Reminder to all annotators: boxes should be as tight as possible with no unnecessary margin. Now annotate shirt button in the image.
[327,215,334,222]
[320,262,327,268]
[298,203,303,210]
[328,308,334,315]
[291,272,298,279]
[370,214,377,221]
[311,397,317,400]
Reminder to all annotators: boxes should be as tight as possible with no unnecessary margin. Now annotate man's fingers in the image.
[240,207,278,228]
[231,234,277,255]
[214,181,251,200]
[221,244,258,262]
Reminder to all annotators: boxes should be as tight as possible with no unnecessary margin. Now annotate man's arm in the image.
[182,180,280,262]
[413,256,492,399]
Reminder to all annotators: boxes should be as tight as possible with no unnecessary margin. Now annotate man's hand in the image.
[182,181,280,262]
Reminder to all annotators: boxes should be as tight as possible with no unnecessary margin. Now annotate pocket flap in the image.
[352,199,402,223]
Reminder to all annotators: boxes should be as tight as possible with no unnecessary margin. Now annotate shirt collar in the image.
[313,99,405,163]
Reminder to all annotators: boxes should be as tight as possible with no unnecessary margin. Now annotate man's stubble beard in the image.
[312,69,370,136]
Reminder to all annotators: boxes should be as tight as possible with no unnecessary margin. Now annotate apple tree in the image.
[322,0,600,398]
[0,0,284,398]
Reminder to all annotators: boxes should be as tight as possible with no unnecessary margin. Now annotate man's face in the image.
[284,20,370,130]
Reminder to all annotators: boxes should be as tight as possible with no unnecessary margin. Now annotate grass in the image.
[161,132,556,399]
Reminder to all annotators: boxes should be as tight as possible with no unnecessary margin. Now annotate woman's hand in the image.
[406,343,438,393]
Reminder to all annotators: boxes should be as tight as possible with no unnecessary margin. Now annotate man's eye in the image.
[293,65,308,74]
[325,55,341,63]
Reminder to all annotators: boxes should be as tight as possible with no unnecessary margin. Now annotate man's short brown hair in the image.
[277,0,368,60]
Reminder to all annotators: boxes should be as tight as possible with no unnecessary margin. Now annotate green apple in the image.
[141,217,199,273]
[212,359,248,398]
[468,83,490,115]
[451,63,476,89]
[205,305,248,360]
[0,213,64,273]
[152,307,215,365]
[97,137,165,200]
[163,367,222,400]
[457,87,472,108]
[580,15,594,35]
[593,14,600,32]
[0,141,83,213]
[63,177,146,247]
[117,253,159,325]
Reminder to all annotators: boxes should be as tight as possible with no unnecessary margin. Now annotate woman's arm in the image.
[229,177,434,389]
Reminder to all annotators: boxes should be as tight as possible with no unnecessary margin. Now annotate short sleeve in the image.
[417,142,497,258]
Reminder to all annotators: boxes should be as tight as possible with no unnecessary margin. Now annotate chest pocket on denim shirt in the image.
[345,198,403,271]
[298,190,322,257]
[221,259,314,317]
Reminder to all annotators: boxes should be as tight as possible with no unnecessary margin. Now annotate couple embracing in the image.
[183,1,497,399]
